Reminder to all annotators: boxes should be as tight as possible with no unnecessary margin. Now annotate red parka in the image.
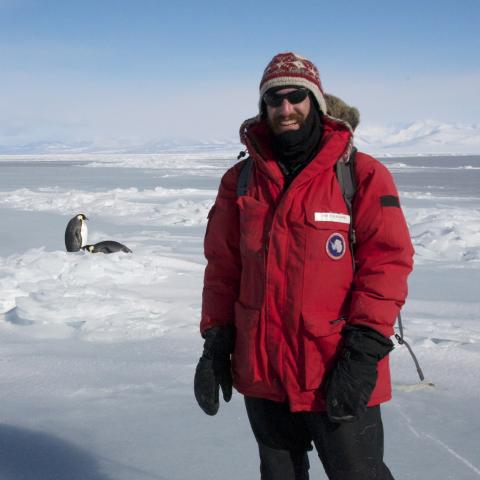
[201,116,414,412]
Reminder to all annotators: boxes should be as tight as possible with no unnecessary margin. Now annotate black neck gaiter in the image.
[270,104,323,181]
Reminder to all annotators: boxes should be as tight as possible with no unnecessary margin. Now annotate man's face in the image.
[265,88,311,135]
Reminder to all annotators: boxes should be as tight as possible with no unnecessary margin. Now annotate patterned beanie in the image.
[259,52,327,115]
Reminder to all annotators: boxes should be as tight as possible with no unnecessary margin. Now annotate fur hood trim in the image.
[324,94,360,132]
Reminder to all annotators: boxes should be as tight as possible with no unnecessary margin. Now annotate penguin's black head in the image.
[77,214,88,221]
[82,245,95,253]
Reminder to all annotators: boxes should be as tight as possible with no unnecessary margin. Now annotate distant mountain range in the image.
[0,138,241,156]
[355,121,480,156]
[1,121,479,156]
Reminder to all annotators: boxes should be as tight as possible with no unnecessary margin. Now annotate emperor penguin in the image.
[82,241,132,254]
[65,214,88,252]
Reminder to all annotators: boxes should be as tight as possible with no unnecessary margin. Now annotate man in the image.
[194,52,414,480]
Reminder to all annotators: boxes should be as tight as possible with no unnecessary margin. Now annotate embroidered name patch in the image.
[314,212,351,224]
[326,233,346,259]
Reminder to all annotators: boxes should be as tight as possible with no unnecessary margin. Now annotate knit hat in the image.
[259,52,327,115]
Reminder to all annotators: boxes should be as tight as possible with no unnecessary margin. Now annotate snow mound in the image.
[0,187,215,226]
[405,205,480,264]
[0,248,203,342]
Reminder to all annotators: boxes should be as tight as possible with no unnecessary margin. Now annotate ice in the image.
[1,150,480,479]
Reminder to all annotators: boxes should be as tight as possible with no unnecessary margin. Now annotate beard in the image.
[268,112,307,135]
[269,105,323,174]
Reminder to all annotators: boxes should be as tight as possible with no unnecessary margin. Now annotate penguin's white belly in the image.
[81,222,88,247]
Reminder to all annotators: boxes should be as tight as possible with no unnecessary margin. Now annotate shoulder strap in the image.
[335,147,357,213]
[236,157,253,197]
[335,147,357,268]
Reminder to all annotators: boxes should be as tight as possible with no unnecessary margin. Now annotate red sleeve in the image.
[348,153,415,337]
[200,162,243,334]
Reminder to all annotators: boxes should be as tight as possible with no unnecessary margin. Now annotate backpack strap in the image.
[236,156,253,197]
[335,147,357,269]
[395,312,426,381]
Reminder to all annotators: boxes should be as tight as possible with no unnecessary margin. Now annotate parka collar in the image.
[242,115,354,189]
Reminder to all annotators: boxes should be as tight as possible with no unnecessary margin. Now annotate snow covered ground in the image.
[0,150,479,479]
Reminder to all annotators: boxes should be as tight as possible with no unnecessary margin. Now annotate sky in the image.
[1,0,479,146]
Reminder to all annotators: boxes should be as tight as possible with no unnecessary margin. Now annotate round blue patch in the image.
[326,233,346,260]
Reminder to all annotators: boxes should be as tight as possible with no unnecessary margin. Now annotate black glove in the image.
[194,326,235,416]
[326,325,394,423]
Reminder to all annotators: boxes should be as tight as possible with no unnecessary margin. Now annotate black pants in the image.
[245,397,395,480]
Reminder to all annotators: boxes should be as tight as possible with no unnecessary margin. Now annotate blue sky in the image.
[1,0,479,145]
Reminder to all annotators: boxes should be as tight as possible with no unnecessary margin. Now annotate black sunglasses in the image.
[263,88,309,108]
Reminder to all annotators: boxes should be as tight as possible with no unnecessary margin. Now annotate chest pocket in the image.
[237,196,270,256]
[302,206,354,315]
[236,195,270,309]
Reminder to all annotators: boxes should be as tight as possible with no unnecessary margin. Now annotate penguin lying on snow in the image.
[82,241,132,254]
[65,214,132,254]
[65,214,88,252]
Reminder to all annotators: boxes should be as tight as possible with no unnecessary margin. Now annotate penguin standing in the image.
[82,241,132,254]
[65,214,88,252]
